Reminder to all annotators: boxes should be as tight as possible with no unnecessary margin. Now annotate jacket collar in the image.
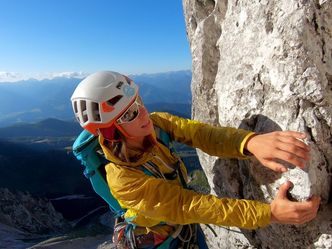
[98,132,158,167]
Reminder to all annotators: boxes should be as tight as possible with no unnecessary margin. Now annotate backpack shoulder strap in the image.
[154,125,178,154]
[154,125,171,148]
[153,126,188,188]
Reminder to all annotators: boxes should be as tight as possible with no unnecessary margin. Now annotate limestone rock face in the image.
[0,188,69,234]
[183,0,332,248]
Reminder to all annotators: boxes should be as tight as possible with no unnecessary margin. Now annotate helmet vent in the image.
[80,100,88,123]
[82,113,88,123]
[91,102,101,121]
[80,100,86,112]
[107,95,123,106]
[73,101,78,114]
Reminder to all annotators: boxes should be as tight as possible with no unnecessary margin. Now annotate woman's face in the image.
[117,96,154,138]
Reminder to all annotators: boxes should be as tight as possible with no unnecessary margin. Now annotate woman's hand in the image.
[245,131,310,172]
[270,181,320,224]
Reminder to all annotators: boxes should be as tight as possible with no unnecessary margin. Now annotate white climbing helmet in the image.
[71,71,139,135]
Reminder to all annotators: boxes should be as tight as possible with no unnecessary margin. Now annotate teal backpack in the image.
[72,129,124,216]
[72,127,178,217]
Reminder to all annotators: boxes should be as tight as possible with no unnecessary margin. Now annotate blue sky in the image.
[0,0,192,80]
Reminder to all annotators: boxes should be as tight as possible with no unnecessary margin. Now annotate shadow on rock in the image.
[212,114,331,248]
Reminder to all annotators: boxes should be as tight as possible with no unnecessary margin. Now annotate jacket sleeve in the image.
[150,112,254,159]
[106,163,271,229]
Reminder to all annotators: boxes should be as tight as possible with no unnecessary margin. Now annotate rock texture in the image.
[0,188,69,234]
[183,0,332,248]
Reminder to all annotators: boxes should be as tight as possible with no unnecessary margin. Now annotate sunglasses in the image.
[116,96,144,124]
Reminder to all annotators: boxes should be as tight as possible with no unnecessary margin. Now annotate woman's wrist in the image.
[243,133,257,156]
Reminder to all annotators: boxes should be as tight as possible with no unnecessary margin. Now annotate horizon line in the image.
[0,69,192,83]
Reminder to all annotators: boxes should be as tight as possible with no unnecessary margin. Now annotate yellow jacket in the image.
[100,112,270,234]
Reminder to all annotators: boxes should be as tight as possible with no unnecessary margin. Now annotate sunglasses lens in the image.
[123,104,139,122]
[117,97,143,124]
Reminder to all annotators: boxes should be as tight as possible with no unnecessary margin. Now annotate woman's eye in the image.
[127,112,134,120]
[129,110,138,121]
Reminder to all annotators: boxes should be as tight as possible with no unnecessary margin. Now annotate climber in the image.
[71,71,320,248]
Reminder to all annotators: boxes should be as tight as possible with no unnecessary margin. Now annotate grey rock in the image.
[0,188,70,234]
[183,0,332,248]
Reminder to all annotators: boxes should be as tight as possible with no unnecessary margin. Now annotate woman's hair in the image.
[109,129,131,162]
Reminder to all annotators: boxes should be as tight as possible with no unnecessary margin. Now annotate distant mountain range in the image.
[0,118,81,138]
[0,70,192,127]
